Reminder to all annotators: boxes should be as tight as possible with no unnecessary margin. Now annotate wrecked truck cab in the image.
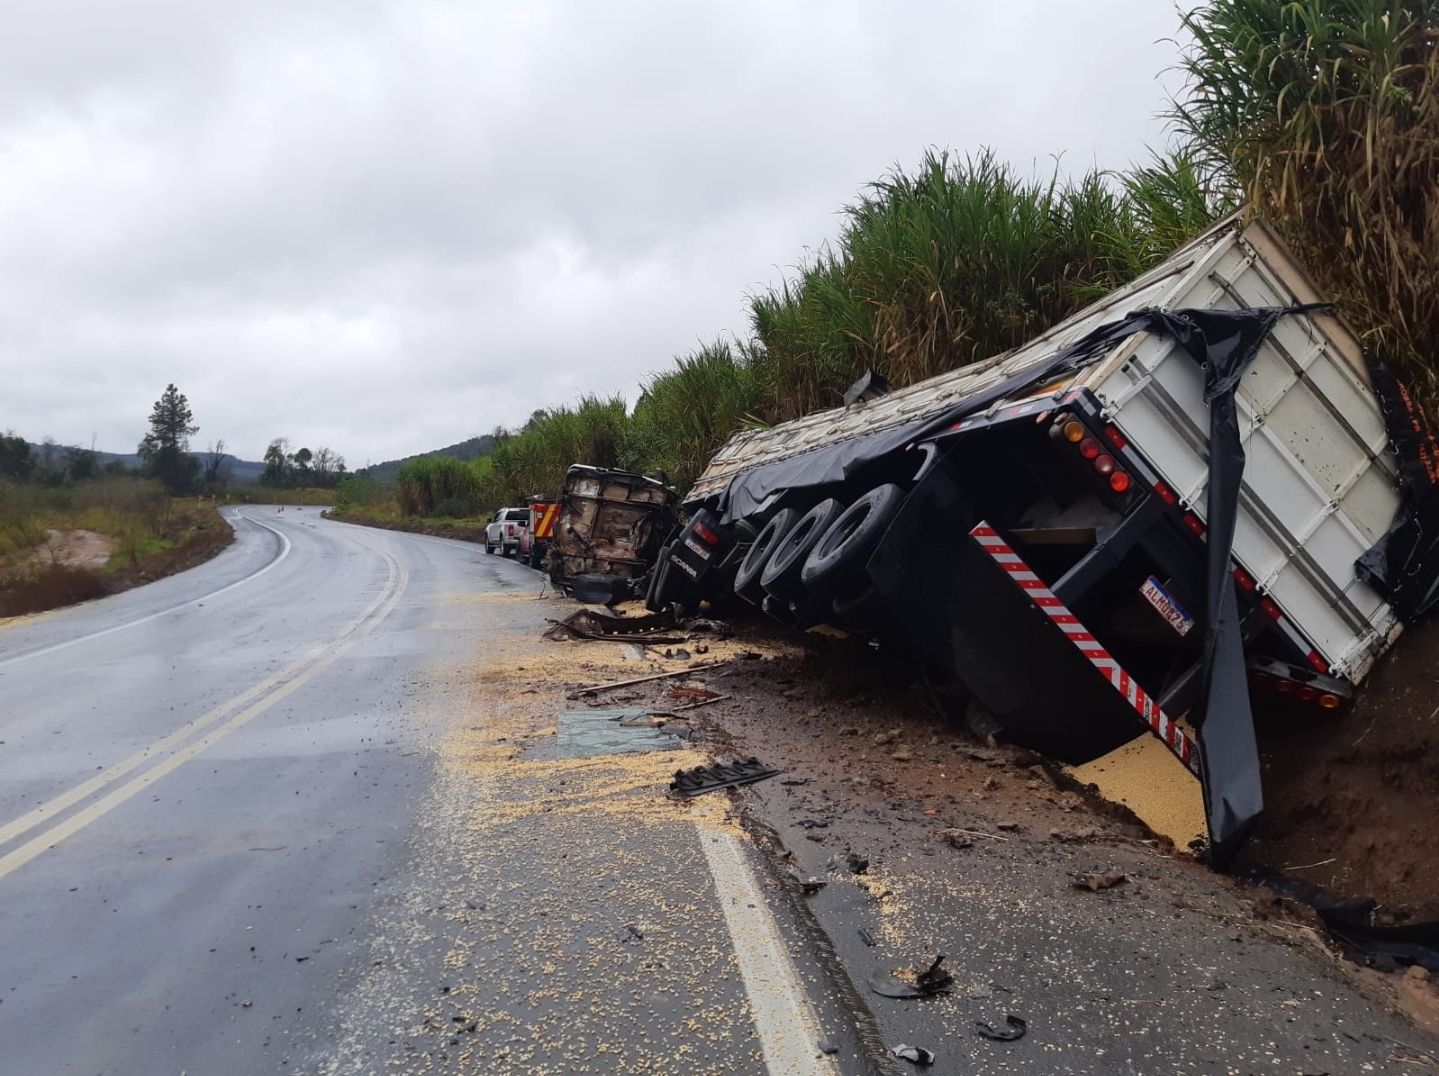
[547,465,679,597]
[652,214,1417,863]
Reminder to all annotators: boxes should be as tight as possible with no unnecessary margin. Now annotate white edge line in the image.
[699,827,835,1076]
[0,509,291,669]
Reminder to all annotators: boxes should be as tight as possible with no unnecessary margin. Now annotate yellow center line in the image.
[0,544,407,867]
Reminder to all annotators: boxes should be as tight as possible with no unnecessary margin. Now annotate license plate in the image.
[683,536,713,561]
[1140,576,1193,637]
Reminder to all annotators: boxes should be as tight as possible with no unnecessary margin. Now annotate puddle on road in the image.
[547,708,686,759]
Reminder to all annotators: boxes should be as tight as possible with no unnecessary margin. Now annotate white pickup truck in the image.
[485,507,530,557]
[649,215,1416,861]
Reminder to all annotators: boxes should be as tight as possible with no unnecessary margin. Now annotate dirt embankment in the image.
[0,510,234,619]
[1245,619,1439,922]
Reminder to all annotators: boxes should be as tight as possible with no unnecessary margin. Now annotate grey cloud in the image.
[2,0,1187,463]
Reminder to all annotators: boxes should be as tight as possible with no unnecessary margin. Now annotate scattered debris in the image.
[857,928,876,947]
[975,1014,1028,1041]
[891,1044,935,1066]
[664,647,691,661]
[684,618,734,638]
[938,827,1009,843]
[1070,871,1129,892]
[801,878,827,895]
[817,1040,839,1055]
[845,853,870,875]
[556,709,684,758]
[869,955,954,999]
[670,693,731,712]
[668,686,721,701]
[543,607,687,643]
[568,661,731,699]
[667,758,782,798]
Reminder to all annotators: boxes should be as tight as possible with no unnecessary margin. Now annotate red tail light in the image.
[1296,685,1318,702]
[1104,425,1128,449]
[1079,437,1101,460]
[693,521,720,546]
[1276,679,1294,694]
[1183,513,1207,537]
[1306,650,1329,674]
[1093,454,1117,476]
[1109,471,1131,493]
[1260,597,1283,620]
[1232,566,1256,592]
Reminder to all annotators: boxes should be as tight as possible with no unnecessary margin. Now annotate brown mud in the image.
[527,609,1439,1031]
[1245,618,1439,922]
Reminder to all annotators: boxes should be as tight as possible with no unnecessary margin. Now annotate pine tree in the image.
[138,384,201,493]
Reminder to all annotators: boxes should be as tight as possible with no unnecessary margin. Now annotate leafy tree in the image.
[0,432,32,480]
[261,438,291,487]
[138,384,201,493]
[62,446,98,483]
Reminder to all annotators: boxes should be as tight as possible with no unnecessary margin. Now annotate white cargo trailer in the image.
[652,215,1410,859]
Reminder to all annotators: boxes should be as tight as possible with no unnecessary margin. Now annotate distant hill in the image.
[359,435,496,484]
[27,442,266,484]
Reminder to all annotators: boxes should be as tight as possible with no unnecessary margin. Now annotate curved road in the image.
[0,509,531,1074]
[0,509,853,1076]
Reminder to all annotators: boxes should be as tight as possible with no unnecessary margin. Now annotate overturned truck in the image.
[647,215,1438,863]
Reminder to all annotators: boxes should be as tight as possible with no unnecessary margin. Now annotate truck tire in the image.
[801,483,905,596]
[733,508,799,604]
[761,498,846,602]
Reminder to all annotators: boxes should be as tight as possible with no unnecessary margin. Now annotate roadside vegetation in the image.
[337,0,1436,531]
[0,476,232,617]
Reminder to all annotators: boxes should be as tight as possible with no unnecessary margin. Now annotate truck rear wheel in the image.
[801,483,905,596]
[761,498,846,602]
[733,508,799,604]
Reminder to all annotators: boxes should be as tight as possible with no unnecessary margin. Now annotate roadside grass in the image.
[0,477,235,618]
[227,486,337,506]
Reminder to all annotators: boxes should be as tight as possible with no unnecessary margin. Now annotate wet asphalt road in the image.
[0,509,464,1074]
[0,509,849,1076]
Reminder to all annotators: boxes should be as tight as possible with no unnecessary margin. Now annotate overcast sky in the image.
[2,0,1191,467]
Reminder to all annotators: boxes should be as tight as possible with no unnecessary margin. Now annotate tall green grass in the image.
[0,478,174,567]
[1170,0,1439,396]
[396,455,483,518]
[623,341,766,488]
[744,149,1214,421]
[480,395,630,508]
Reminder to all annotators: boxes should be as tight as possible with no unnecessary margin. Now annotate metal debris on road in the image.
[891,1044,936,1065]
[869,955,954,999]
[975,1014,1028,1041]
[543,607,733,643]
[544,607,689,643]
[667,757,782,798]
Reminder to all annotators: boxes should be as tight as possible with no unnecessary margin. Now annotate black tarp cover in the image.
[710,304,1329,862]
[1357,362,1439,624]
